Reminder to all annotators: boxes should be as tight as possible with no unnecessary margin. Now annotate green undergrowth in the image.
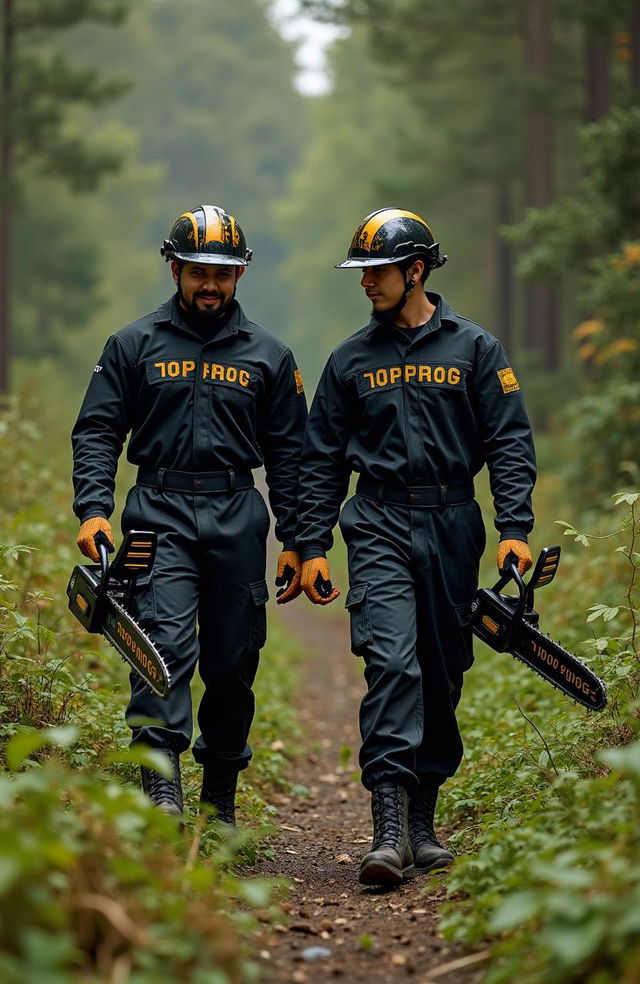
[440,492,640,984]
[0,399,303,982]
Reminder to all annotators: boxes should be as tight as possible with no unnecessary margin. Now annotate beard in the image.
[179,285,237,332]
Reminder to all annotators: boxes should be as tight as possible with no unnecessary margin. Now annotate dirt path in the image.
[245,597,488,984]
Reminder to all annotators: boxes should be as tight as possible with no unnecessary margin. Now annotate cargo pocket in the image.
[345,583,372,658]
[454,601,475,672]
[131,574,156,625]
[248,579,269,650]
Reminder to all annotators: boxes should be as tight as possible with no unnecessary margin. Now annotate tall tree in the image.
[521,0,559,369]
[584,0,612,121]
[0,0,129,394]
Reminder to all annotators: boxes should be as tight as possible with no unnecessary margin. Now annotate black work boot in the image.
[140,749,183,817]
[200,765,239,827]
[359,784,414,886]
[408,782,453,875]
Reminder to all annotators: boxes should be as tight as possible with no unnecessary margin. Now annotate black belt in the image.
[136,467,254,493]
[356,476,474,508]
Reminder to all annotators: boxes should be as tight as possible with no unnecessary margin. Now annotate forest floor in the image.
[244,596,488,984]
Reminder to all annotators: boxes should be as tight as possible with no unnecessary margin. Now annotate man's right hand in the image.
[301,557,340,605]
[77,517,114,563]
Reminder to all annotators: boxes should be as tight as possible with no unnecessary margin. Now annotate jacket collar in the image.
[154,294,254,341]
[363,291,459,341]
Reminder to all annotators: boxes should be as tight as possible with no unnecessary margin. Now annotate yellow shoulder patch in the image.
[294,369,304,394]
[497,367,520,394]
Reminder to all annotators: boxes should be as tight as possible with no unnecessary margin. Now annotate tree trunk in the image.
[631,1,640,92]
[584,0,611,122]
[493,182,514,352]
[522,0,559,371]
[0,0,14,397]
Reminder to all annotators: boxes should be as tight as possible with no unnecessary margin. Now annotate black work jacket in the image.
[72,295,307,547]
[296,292,536,559]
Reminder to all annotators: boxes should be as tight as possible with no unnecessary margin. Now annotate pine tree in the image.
[0,0,129,394]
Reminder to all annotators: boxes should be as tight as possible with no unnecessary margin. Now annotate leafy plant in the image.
[439,493,640,984]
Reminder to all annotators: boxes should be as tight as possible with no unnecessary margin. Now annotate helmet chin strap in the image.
[377,262,418,323]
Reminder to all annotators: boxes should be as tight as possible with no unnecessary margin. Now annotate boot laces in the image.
[408,785,444,848]
[371,786,405,849]
[142,762,182,811]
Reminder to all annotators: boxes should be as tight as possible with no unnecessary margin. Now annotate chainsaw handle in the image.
[94,535,113,627]
[494,551,525,592]
[493,560,528,625]
[97,541,110,579]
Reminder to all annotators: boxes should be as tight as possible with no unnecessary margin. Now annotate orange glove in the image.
[301,557,340,605]
[497,539,533,576]
[77,517,114,563]
[275,550,302,605]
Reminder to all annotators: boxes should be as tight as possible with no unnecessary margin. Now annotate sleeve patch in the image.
[294,369,304,394]
[497,367,520,394]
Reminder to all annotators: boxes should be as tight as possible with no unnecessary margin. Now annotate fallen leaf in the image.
[336,854,353,864]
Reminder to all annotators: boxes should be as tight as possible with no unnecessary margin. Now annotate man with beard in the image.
[297,207,536,886]
[72,204,307,823]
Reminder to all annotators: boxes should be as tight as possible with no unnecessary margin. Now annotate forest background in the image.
[0,1,639,982]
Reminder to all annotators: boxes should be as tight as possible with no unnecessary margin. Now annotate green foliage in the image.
[505,107,640,502]
[3,0,130,189]
[0,399,304,978]
[13,183,105,357]
[561,381,640,499]
[505,107,640,279]
[440,493,640,984]
[0,730,259,984]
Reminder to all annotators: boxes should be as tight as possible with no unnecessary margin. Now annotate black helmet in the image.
[336,207,446,270]
[161,205,252,266]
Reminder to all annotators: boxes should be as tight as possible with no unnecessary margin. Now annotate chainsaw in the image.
[469,546,606,711]
[67,530,171,698]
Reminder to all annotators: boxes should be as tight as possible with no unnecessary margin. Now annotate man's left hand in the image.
[497,539,533,576]
[275,550,302,604]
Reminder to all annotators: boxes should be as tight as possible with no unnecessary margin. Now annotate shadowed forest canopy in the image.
[293,0,640,379]
[1,0,639,487]
[6,0,307,386]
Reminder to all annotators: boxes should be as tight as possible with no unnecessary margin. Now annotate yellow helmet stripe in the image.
[358,208,433,252]
[178,211,199,248]
[201,204,225,245]
[228,214,241,248]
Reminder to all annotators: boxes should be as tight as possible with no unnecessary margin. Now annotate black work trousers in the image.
[120,484,270,770]
[338,493,486,792]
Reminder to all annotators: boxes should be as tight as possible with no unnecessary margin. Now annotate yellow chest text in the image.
[152,360,251,387]
[361,364,462,391]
